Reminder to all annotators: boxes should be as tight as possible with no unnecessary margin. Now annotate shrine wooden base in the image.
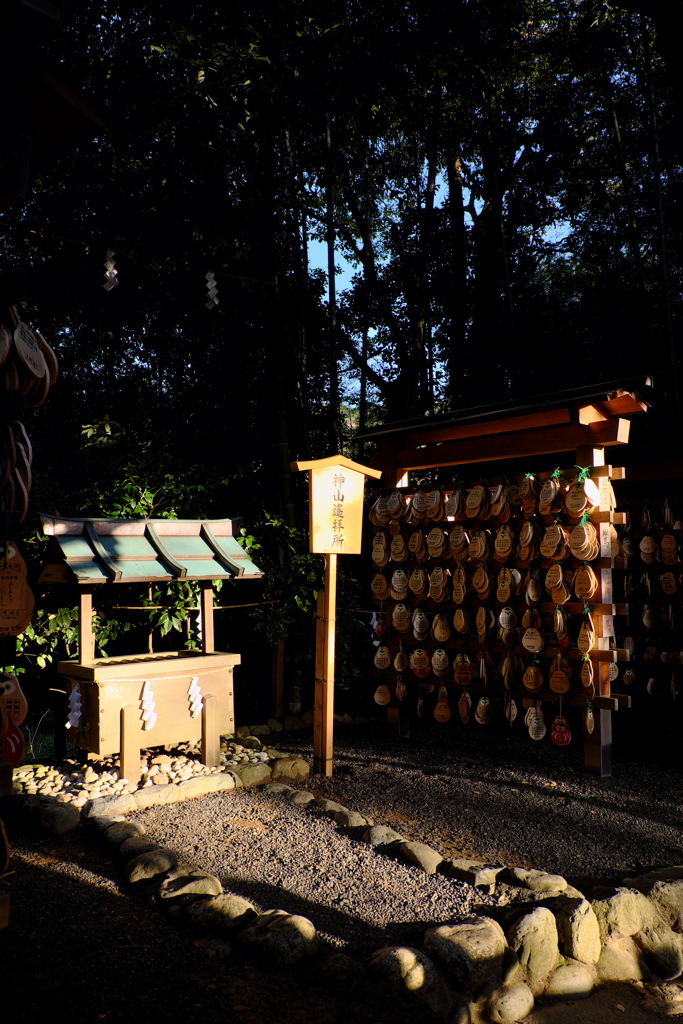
[58,651,239,784]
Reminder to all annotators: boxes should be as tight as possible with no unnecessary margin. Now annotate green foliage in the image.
[16,603,135,668]
[238,512,324,648]
[144,580,204,647]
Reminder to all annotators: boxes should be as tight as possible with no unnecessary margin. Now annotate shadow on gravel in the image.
[276,720,683,881]
[2,823,342,1024]
[216,869,451,957]
[3,823,457,1024]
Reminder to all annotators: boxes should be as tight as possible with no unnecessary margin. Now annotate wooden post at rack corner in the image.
[291,455,382,777]
[577,445,613,777]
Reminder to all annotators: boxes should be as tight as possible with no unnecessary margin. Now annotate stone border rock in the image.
[11,722,683,1021]
[80,781,683,1020]
[256,786,683,1020]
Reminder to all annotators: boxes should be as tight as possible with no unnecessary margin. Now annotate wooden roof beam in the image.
[371,418,630,473]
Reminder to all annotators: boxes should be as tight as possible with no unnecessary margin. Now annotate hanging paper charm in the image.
[139,679,157,730]
[187,675,203,719]
[66,684,82,729]
[103,250,119,291]
[205,271,219,309]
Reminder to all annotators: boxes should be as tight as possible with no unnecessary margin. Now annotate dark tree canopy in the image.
[1,0,681,525]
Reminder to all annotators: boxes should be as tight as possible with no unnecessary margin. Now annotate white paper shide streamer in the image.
[103,250,119,291]
[65,685,82,729]
[139,679,157,730]
[205,271,219,309]
[187,674,203,719]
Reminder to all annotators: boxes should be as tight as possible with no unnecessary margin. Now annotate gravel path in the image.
[127,718,683,959]
[3,716,682,1023]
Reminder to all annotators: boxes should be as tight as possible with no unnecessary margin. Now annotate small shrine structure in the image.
[38,515,262,783]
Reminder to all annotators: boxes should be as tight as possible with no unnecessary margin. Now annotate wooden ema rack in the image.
[365,385,649,777]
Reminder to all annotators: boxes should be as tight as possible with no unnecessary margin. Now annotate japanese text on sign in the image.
[310,466,365,554]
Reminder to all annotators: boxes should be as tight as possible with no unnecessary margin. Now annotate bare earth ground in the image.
[1,711,681,1024]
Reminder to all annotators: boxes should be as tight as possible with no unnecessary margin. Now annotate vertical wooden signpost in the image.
[291,455,381,776]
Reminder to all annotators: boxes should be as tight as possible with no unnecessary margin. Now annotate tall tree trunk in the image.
[604,81,650,344]
[644,19,681,428]
[406,144,438,419]
[325,111,340,451]
[259,126,295,526]
[482,90,515,346]
[446,151,468,408]
[283,129,312,462]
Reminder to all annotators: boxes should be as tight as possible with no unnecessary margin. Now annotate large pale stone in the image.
[241,736,263,750]
[249,724,271,737]
[270,756,310,783]
[596,937,651,982]
[398,841,443,875]
[103,821,146,847]
[231,763,272,788]
[87,793,136,817]
[176,774,235,798]
[635,923,683,981]
[237,909,319,965]
[283,715,306,731]
[263,783,294,795]
[90,814,127,832]
[367,946,453,1018]
[133,784,184,809]
[547,895,602,965]
[424,916,506,991]
[266,718,284,732]
[501,947,523,986]
[123,847,178,884]
[186,893,257,933]
[288,790,315,805]
[37,802,81,835]
[645,880,683,932]
[158,863,223,903]
[363,825,404,847]
[118,837,160,863]
[443,859,503,888]
[507,867,567,892]
[488,981,535,1023]
[506,906,559,994]
[317,798,348,814]
[591,887,659,942]
[334,809,372,828]
[544,960,595,999]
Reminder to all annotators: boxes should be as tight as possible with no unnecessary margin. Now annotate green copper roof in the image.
[38,515,263,585]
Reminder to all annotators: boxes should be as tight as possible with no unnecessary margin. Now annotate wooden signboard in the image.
[291,455,382,775]
[309,464,366,554]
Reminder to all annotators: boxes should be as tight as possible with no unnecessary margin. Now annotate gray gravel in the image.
[129,717,683,959]
[4,715,681,1024]
[133,789,486,958]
